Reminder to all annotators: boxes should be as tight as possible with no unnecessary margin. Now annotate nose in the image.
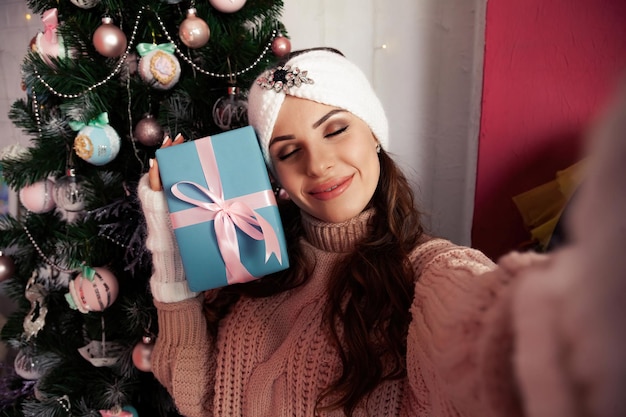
[304,145,333,177]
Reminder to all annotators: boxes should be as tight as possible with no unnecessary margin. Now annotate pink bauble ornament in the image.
[209,0,247,13]
[93,17,127,58]
[0,252,15,282]
[179,8,210,49]
[67,267,119,313]
[134,114,164,146]
[271,35,291,57]
[132,341,154,372]
[19,179,56,213]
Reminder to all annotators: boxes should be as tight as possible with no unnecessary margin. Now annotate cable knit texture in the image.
[138,174,199,303]
[149,206,528,417]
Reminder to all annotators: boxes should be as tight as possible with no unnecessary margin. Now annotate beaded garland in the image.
[22,5,280,289]
[32,6,279,100]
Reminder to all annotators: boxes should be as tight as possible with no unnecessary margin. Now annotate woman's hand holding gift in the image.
[139,133,199,303]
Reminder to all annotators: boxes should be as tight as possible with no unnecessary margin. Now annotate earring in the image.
[272,184,290,201]
[376,143,381,153]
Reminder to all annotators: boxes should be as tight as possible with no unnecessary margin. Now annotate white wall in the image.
[0,0,40,150]
[283,0,486,245]
[0,0,486,246]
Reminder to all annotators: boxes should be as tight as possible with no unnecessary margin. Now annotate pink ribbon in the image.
[169,137,283,285]
[42,8,59,45]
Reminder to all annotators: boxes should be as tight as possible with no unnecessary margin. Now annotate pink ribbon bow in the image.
[42,8,59,45]
[169,137,282,285]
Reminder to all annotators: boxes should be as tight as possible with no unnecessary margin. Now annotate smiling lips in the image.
[308,175,353,200]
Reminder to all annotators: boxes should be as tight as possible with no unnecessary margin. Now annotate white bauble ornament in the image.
[71,113,121,166]
[19,179,56,213]
[137,43,181,90]
[209,0,247,13]
[70,0,101,8]
[73,125,121,166]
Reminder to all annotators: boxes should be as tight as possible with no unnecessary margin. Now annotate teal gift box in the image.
[155,126,289,291]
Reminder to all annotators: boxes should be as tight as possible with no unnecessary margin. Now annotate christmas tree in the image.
[0,0,289,415]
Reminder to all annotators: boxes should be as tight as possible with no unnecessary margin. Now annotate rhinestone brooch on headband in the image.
[256,65,314,92]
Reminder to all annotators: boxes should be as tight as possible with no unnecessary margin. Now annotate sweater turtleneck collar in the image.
[300,209,376,253]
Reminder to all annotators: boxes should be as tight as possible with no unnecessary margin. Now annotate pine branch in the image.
[3,1,287,415]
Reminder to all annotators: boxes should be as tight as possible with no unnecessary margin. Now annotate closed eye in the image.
[325,125,348,138]
[278,147,300,161]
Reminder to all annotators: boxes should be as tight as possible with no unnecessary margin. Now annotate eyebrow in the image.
[312,109,346,129]
[269,109,347,148]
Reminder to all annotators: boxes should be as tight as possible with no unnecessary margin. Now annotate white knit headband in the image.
[247,49,389,168]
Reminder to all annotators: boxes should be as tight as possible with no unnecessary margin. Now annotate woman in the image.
[138,49,624,417]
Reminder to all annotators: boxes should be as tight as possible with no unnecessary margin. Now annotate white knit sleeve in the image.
[138,174,199,303]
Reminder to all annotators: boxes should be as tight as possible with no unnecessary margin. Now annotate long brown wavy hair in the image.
[204,149,425,416]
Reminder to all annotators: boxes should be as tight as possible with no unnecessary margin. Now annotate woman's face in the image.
[269,96,381,223]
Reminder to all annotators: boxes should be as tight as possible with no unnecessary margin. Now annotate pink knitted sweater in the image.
[150,210,521,417]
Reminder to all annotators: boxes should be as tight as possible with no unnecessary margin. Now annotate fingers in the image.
[497,251,550,275]
[148,158,162,191]
[160,133,184,149]
[172,133,184,145]
[148,133,185,191]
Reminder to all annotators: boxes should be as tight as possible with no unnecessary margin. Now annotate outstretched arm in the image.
[513,80,626,417]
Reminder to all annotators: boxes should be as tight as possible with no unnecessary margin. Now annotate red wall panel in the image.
[472,0,626,259]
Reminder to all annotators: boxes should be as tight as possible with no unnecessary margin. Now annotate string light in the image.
[33,6,278,98]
